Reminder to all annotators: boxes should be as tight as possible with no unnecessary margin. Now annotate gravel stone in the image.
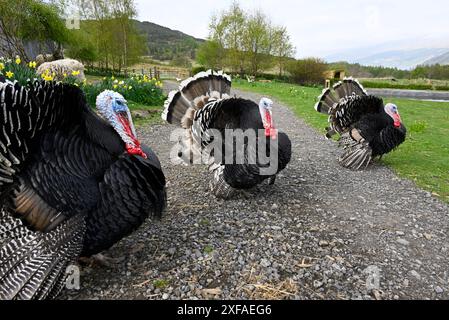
[435,287,444,294]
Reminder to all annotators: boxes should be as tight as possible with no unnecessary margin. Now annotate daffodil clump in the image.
[82,73,165,107]
[0,58,165,109]
[0,56,85,86]
[0,56,38,85]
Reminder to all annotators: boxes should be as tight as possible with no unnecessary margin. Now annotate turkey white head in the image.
[259,98,277,139]
[96,90,147,158]
[384,103,402,128]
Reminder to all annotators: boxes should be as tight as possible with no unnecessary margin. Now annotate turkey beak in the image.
[393,112,402,128]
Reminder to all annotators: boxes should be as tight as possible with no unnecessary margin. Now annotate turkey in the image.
[0,77,166,300]
[315,78,407,170]
[163,70,292,199]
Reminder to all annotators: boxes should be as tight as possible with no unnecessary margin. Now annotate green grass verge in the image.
[233,79,449,203]
[127,101,164,127]
[359,78,449,91]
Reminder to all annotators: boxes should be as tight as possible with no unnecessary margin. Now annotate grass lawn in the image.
[359,78,449,91]
[233,79,449,203]
[127,101,164,127]
[85,74,104,84]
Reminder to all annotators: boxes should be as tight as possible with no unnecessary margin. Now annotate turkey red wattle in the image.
[263,110,278,140]
[117,113,147,159]
[393,113,402,128]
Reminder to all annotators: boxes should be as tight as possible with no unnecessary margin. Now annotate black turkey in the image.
[315,78,407,170]
[163,70,292,199]
[0,78,166,300]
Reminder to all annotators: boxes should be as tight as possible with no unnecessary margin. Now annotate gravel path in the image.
[62,82,449,300]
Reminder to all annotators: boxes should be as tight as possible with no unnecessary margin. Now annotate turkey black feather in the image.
[163,70,291,199]
[0,77,166,300]
[315,78,407,170]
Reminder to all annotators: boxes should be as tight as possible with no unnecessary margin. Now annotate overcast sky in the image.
[135,0,449,58]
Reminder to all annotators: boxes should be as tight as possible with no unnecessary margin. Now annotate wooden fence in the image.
[124,66,190,81]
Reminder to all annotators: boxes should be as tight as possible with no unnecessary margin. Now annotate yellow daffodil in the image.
[72,70,80,76]
[128,86,133,90]
[63,73,68,78]
[28,61,37,68]
[119,81,124,85]
[113,84,118,89]
[0,62,5,71]
[15,57,21,65]
[5,71,14,79]
[41,69,53,81]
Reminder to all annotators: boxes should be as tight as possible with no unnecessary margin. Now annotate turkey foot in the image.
[79,254,125,268]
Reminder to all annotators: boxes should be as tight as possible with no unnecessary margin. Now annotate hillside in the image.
[134,20,204,61]
[327,48,449,70]
[423,51,449,66]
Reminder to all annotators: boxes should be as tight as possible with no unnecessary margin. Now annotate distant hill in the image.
[423,51,449,66]
[134,20,205,62]
[326,48,449,70]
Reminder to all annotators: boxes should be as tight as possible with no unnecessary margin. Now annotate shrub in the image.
[82,75,166,108]
[286,58,327,85]
[191,66,207,75]
[171,56,192,69]
[85,67,127,78]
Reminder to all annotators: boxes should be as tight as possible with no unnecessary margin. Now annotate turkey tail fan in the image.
[162,70,232,127]
[180,70,231,101]
[180,70,211,102]
[315,88,339,114]
[315,77,368,114]
[0,211,85,300]
[162,91,192,126]
[333,77,368,100]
